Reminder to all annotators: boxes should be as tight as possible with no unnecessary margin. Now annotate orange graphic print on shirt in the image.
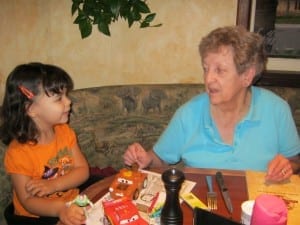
[43,147,73,179]
[4,124,80,217]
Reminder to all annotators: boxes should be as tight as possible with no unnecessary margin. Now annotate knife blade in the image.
[216,171,233,214]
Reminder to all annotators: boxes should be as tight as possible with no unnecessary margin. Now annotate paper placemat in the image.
[85,170,196,225]
[246,170,300,225]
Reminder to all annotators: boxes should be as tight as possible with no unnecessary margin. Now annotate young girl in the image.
[0,63,89,225]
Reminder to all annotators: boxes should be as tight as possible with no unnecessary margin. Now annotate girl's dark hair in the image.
[0,62,73,145]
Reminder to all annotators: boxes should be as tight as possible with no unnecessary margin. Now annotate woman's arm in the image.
[147,149,168,168]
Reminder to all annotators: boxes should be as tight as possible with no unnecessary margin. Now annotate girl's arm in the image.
[12,143,89,221]
[26,142,89,196]
[11,173,85,225]
[50,142,89,192]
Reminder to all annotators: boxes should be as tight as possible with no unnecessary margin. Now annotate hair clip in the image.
[18,85,34,99]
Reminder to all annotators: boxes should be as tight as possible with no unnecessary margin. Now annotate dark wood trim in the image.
[236,0,252,29]
[255,71,300,88]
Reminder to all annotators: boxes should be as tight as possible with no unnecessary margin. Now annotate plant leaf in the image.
[98,22,111,36]
[135,0,150,13]
[72,0,83,3]
[72,0,160,37]
[131,8,141,21]
[140,21,149,28]
[73,9,87,24]
[144,13,156,23]
[71,3,79,15]
[119,1,130,19]
[82,0,96,18]
[127,13,134,27]
[110,0,121,18]
[79,19,92,39]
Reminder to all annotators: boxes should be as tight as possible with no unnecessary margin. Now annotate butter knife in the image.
[216,171,233,214]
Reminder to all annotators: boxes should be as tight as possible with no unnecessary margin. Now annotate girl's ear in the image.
[242,66,256,87]
[26,103,36,118]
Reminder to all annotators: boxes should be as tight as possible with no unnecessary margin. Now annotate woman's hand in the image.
[265,154,293,182]
[25,179,56,197]
[123,142,152,169]
[59,204,86,225]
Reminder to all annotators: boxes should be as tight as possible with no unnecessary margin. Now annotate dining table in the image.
[57,167,249,225]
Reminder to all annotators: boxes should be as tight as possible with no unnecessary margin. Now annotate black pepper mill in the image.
[160,168,185,225]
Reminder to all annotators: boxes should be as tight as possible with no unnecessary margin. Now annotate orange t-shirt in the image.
[4,124,79,217]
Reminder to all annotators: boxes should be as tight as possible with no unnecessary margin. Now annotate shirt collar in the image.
[243,86,260,123]
[204,86,260,129]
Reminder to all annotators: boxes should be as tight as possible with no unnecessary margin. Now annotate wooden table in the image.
[74,167,249,225]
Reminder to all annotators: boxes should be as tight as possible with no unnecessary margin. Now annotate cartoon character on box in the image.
[109,164,148,200]
[102,197,148,225]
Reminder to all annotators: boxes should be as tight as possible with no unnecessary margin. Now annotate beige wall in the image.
[0,0,237,102]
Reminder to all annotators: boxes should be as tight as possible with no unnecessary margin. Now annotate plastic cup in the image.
[241,200,255,225]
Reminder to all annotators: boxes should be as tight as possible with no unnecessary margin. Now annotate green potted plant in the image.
[72,0,162,38]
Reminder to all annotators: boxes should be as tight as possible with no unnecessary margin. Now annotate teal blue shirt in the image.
[154,86,300,171]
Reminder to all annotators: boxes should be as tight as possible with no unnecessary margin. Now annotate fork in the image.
[205,175,217,210]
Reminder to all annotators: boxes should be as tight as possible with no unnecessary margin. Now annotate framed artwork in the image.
[236,0,300,87]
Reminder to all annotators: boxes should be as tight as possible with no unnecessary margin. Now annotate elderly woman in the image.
[123,26,300,182]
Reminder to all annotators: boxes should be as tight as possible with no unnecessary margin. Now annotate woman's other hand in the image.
[265,154,293,182]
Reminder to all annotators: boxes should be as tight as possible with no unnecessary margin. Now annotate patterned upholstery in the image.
[68,84,204,170]
[0,83,299,224]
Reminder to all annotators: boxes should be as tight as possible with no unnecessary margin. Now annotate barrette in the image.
[18,85,34,99]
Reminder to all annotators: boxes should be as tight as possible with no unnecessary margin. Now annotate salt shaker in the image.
[160,168,185,225]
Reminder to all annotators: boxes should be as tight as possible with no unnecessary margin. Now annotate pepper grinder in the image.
[160,168,185,225]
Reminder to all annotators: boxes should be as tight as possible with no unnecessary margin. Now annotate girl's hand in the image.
[265,154,293,182]
[25,179,56,197]
[59,204,86,225]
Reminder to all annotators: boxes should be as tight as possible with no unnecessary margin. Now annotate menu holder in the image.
[193,207,242,225]
[246,171,300,225]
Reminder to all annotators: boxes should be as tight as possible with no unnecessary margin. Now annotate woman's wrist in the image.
[144,150,153,168]
[289,155,300,174]
[147,150,164,168]
[292,161,300,174]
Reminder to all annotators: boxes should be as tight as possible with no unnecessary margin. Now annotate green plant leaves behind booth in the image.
[72,0,162,38]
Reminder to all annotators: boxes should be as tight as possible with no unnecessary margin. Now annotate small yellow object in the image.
[180,192,209,210]
[123,170,133,177]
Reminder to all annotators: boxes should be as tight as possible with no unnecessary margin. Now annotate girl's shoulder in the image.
[5,139,35,159]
